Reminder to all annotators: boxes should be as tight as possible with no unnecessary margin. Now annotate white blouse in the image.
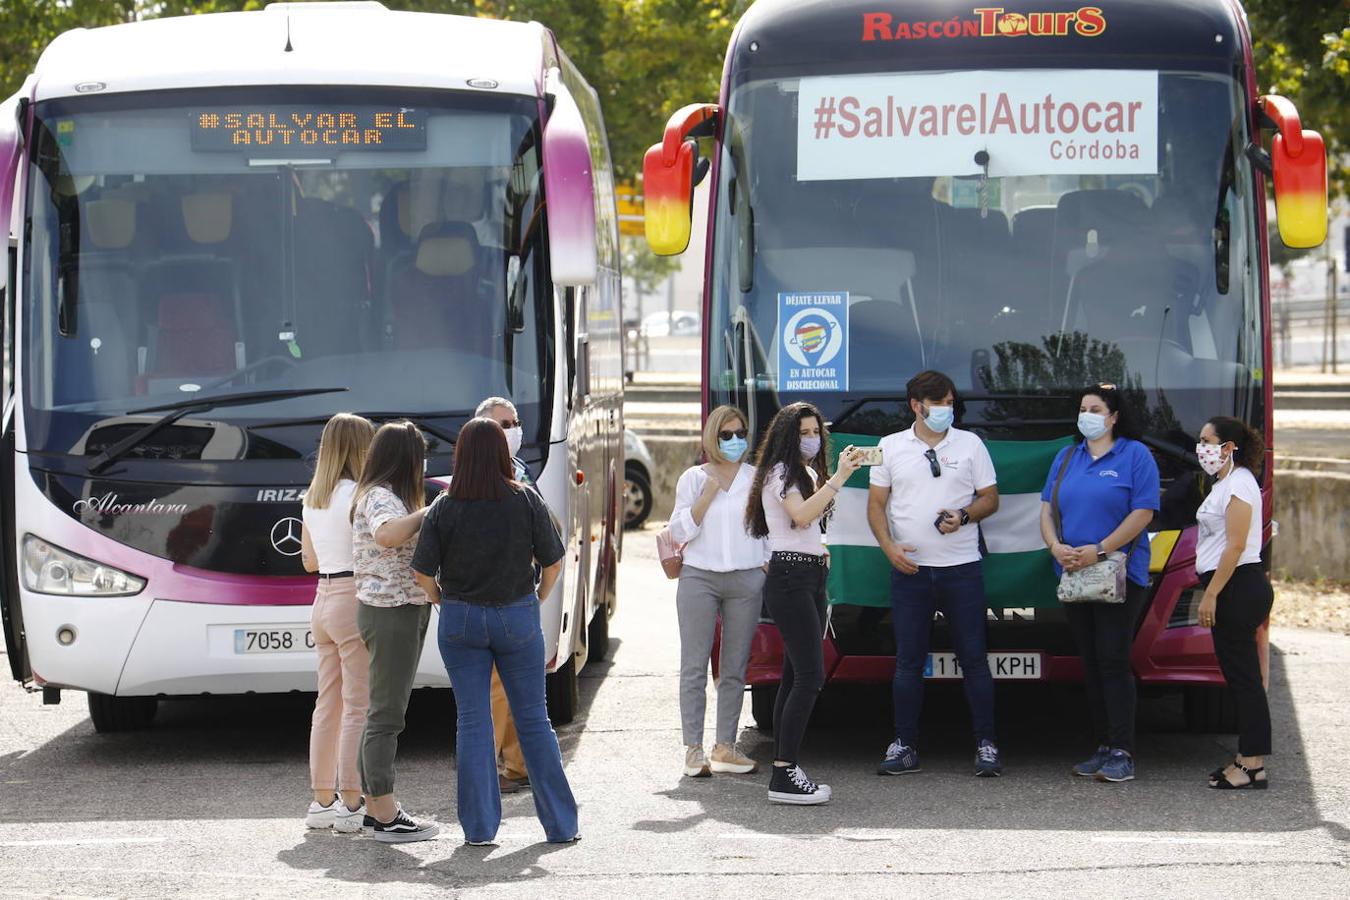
[762,464,828,556]
[669,463,768,573]
[301,479,356,573]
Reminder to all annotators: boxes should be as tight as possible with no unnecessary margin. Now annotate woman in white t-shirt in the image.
[744,402,862,805]
[669,406,768,779]
[1195,416,1273,790]
[299,413,374,831]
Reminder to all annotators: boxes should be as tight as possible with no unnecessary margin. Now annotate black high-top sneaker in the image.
[768,763,832,805]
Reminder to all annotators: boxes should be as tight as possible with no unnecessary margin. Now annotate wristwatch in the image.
[958,508,971,526]
[1096,543,1107,562]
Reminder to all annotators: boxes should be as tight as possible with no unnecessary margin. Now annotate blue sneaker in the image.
[877,740,921,775]
[1072,745,1112,777]
[1094,749,1135,783]
[974,739,1002,777]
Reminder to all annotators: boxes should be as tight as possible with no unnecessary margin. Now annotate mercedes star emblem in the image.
[270,517,304,557]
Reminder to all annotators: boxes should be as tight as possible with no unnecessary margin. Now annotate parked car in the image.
[639,309,700,337]
[623,429,655,530]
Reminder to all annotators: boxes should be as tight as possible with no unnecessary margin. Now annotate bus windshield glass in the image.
[23,88,551,457]
[710,69,1262,455]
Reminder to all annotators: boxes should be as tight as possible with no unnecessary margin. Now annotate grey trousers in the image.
[676,565,765,747]
[356,601,431,797]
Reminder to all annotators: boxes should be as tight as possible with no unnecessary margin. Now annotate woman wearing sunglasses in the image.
[669,406,767,779]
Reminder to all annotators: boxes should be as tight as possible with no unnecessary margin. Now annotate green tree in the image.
[1246,1,1350,200]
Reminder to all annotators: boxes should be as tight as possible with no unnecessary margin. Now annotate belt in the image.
[318,571,354,579]
[770,551,827,566]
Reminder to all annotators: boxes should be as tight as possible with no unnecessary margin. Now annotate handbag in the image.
[655,527,685,580]
[1049,449,1134,605]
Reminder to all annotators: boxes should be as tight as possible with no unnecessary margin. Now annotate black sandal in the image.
[1208,761,1268,790]
[1208,757,1237,783]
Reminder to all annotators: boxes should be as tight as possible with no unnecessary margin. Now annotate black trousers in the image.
[1202,564,1275,756]
[1063,580,1148,753]
[763,558,829,764]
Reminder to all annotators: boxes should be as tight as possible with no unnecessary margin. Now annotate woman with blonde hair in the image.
[300,413,374,832]
[669,405,768,779]
[350,421,438,842]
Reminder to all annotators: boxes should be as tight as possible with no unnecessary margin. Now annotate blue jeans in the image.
[437,596,579,843]
[890,562,996,747]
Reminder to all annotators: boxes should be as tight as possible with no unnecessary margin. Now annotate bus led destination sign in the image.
[192,107,427,152]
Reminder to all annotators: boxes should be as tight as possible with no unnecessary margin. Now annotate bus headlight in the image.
[21,535,146,597]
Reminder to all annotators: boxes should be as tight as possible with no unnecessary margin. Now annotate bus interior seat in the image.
[55,197,139,404]
[1050,189,1149,304]
[938,205,1017,335]
[294,197,375,356]
[387,222,491,353]
[1067,233,1200,358]
[1006,206,1056,316]
[139,192,245,390]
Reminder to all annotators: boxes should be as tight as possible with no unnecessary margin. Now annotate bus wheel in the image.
[587,598,611,663]
[1183,685,1238,733]
[87,693,158,733]
[751,685,777,734]
[623,465,653,530]
[546,656,579,725]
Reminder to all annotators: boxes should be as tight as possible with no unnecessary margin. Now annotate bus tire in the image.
[546,655,579,725]
[587,598,611,663]
[751,685,776,734]
[1183,684,1238,733]
[87,693,157,733]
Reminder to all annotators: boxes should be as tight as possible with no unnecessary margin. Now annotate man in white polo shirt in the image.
[866,370,1003,778]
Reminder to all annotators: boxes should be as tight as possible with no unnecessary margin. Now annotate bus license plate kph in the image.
[924,652,1042,680]
[234,627,314,654]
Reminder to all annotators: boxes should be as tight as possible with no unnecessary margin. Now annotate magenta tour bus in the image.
[0,2,624,731]
[643,0,1327,732]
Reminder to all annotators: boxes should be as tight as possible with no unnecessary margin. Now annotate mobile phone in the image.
[934,511,949,532]
[857,446,884,466]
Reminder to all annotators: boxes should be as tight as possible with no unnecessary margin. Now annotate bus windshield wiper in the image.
[246,409,470,447]
[87,387,349,475]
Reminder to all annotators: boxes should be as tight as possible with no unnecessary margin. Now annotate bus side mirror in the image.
[642,103,720,256]
[542,69,598,287]
[1257,95,1327,249]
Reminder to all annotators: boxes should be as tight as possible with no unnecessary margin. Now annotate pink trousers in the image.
[308,577,369,793]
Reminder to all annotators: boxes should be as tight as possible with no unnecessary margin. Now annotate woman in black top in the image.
[411,417,577,846]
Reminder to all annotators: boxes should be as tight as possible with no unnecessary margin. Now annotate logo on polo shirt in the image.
[1099,469,1119,478]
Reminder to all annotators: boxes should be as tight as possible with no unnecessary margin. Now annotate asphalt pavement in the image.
[1,534,1347,898]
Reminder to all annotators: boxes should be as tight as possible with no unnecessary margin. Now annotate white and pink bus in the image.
[0,2,624,730]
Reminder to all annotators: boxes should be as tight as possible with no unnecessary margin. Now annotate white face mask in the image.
[1195,442,1230,476]
[505,426,523,457]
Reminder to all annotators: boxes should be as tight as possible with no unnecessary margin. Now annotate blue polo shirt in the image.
[1040,438,1160,587]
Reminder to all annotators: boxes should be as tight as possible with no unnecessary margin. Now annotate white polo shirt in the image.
[868,426,997,568]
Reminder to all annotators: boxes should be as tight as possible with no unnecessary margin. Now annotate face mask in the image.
[1196,442,1231,476]
[922,404,954,433]
[505,426,523,457]
[719,436,748,462]
[1077,412,1109,441]
[799,435,821,459]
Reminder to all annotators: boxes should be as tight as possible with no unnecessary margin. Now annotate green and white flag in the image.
[826,434,1073,609]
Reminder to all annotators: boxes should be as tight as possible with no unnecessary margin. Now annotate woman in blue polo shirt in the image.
[1038,384,1159,784]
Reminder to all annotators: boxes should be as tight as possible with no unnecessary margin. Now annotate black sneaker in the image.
[370,805,440,843]
[768,764,832,805]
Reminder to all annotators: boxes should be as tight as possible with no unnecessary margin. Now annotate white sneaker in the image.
[304,795,341,829]
[333,800,366,834]
[684,746,711,778]
[710,743,758,774]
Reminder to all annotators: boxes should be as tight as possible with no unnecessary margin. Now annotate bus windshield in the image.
[710,69,1263,457]
[23,87,551,458]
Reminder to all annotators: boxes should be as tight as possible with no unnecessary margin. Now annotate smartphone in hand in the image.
[857,446,883,466]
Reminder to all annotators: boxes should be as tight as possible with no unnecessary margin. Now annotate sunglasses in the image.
[924,448,942,478]
[718,429,748,441]
[1097,383,1117,391]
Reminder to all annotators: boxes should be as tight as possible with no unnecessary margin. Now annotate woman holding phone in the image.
[745,401,863,805]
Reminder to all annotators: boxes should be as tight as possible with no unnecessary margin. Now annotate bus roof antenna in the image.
[284,15,293,52]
